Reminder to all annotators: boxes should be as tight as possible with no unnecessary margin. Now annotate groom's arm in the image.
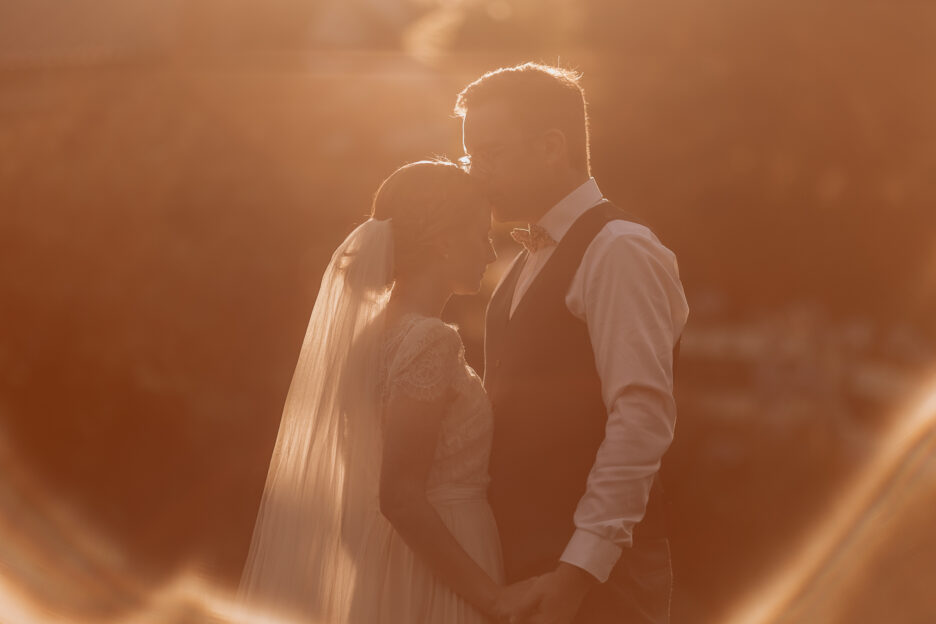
[519,223,689,622]
[560,221,689,583]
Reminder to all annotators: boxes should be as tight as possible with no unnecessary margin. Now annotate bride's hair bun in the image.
[371,159,484,281]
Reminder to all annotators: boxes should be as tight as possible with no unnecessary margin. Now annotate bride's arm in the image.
[379,390,504,618]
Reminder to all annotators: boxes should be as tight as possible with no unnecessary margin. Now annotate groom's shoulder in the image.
[596,213,666,250]
[587,202,654,242]
[585,212,679,269]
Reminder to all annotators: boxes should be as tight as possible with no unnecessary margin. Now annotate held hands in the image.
[489,576,540,623]
[489,563,595,624]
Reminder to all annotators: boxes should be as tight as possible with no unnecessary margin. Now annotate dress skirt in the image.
[347,485,504,624]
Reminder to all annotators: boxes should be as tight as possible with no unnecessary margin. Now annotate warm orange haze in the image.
[1,1,935,623]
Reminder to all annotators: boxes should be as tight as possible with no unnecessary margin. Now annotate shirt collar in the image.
[534,178,604,243]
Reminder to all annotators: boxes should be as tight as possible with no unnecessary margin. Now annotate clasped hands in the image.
[489,563,595,624]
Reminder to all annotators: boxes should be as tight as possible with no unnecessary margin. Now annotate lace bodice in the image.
[381,314,493,491]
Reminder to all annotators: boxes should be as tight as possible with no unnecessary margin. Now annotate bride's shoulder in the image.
[387,314,462,366]
[384,315,464,400]
[399,315,462,351]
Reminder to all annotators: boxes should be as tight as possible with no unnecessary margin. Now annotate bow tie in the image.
[510,224,557,253]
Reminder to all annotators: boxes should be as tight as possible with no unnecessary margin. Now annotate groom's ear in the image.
[541,128,569,169]
[429,236,453,262]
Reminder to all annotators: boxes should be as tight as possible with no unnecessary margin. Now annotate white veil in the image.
[237,218,394,623]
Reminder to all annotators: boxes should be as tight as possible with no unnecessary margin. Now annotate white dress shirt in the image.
[509,178,689,583]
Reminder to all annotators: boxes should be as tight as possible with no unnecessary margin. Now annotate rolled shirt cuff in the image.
[559,529,625,583]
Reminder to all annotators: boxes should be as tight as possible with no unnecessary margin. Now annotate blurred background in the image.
[1,1,935,622]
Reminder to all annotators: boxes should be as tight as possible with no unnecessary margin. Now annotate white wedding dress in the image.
[238,220,503,624]
[347,312,504,623]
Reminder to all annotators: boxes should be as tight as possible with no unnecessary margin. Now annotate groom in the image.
[456,64,689,623]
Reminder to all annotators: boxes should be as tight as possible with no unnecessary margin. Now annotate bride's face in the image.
[441,200,497,295]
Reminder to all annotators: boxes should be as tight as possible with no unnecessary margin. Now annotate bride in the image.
[237,160,532,623]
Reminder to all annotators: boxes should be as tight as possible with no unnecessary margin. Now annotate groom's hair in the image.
[454,63,590,175]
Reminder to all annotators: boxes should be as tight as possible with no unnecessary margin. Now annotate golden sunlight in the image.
[3,1,934,622]
[724,374,936,623]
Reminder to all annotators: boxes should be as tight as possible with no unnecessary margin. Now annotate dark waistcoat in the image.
[484,201,669,583]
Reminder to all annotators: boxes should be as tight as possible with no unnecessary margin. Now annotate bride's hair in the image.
[371,159,484,282]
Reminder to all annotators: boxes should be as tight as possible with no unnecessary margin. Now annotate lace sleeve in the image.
[387,319,463,403]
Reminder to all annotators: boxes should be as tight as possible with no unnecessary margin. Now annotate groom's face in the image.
[461,101,547,223]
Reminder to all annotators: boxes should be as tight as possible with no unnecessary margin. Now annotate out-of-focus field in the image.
[1,1,935,622]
